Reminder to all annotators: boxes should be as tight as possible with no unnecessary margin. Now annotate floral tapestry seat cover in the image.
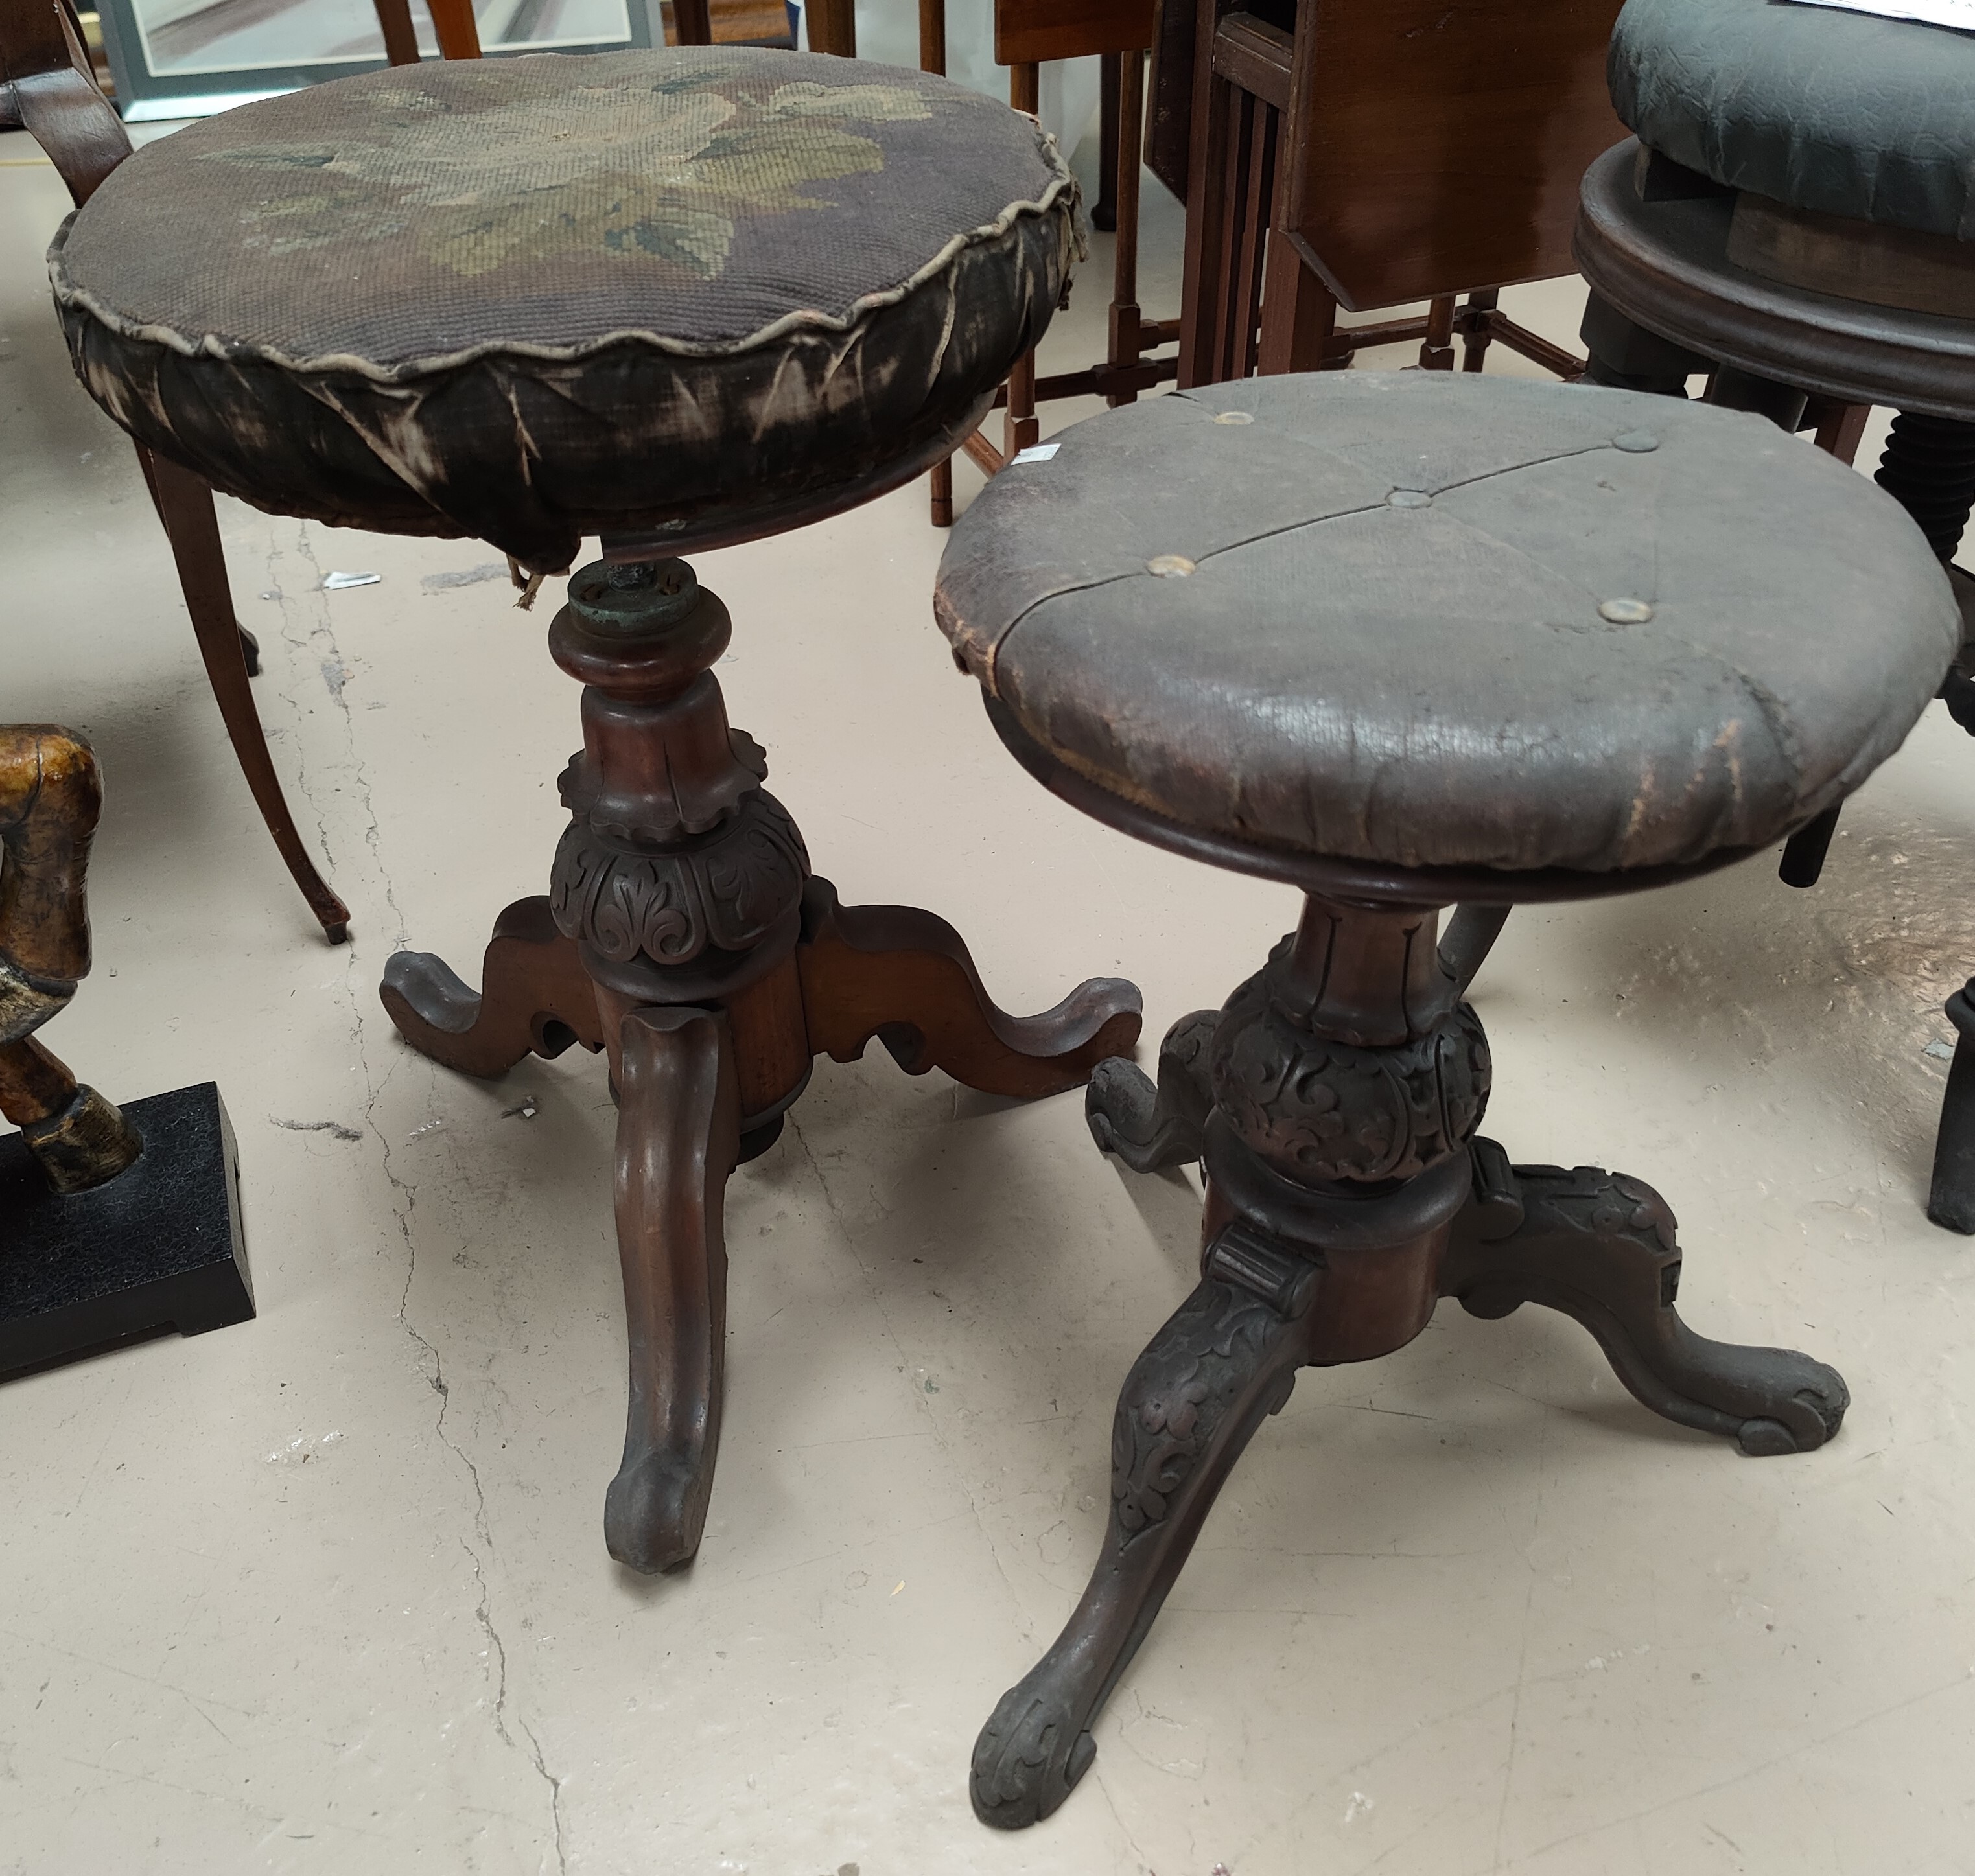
[50,49,1079,570]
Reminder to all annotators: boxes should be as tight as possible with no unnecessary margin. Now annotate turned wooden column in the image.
[546,555,812,1135]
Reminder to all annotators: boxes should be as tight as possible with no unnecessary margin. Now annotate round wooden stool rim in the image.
[1574,139,1975,423]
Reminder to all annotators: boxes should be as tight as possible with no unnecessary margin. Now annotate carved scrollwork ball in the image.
[1210,968,1490,1185]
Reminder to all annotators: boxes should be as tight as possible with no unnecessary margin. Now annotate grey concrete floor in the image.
[2,123,1972,1876]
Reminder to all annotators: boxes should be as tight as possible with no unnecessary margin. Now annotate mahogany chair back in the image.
[1,0,348,939]
[372,0,483,64]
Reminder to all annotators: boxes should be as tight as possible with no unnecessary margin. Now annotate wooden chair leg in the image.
[132,444,259,673]
[1105,47,1147,408]
[1810,400,1871,465]
[145,454,352,944]
[929,455,955,527]
[917,0,950,522]
[425,0,482,57]
[669,0,712,44]
[1459,288,1498,372]
[805,0,854,55]
[1093,51,1121,233]
[371,0,421,64]
[1420,294,1456,371]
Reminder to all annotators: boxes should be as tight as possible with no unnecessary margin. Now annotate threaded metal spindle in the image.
[1875,411,1975,562]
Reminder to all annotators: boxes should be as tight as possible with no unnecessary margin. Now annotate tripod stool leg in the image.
[971,1266,1313,1829]
[604,1005,741,1573]
[797,879,1141,1098]
[1443,1144,1847,1455]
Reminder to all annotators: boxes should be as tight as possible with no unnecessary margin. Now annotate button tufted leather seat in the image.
[1608,0,1975,242]
[50,48,1078,571]
[937,373,1958,880]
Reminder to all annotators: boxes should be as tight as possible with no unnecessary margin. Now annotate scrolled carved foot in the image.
[972,1673,1099,1829]
[972,1227,1315,1828]
[1086,1008,1216,1171]
[381,896,603,1079]
[605,1448,712,1575]
[1445,1141,1847,1455]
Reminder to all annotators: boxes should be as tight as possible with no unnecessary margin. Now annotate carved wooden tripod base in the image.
[972,894,1847,1829]
[379,556,1141,1573]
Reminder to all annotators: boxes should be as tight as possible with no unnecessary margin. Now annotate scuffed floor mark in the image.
[422,562,508,591]
[270,1116,362,1142]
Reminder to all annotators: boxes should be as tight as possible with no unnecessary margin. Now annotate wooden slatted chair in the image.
[2,0,349,941]
[918,1,1180,525]
[371,0,482,63]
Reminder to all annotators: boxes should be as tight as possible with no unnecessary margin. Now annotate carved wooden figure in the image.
[935,371,1955,1827]
[1,726,253,1379]
[0,726,141,1194]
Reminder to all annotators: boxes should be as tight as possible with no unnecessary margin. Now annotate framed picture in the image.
[95,0,659,122]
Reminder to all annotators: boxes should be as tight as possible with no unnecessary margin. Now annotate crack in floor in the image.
[258,518,570,1873]
[781,1102,1159,1871]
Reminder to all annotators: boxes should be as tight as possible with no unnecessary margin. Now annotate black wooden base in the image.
[0,1082,252,1381]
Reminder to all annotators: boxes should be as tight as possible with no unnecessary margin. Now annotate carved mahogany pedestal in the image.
[970,893,1847,1828]
[381,555,1141,1572]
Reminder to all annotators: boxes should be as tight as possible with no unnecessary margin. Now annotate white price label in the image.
[1786,0,1975,31]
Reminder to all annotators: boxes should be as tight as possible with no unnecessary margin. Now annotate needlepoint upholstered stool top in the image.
[1609,0,1975,242]
[937,373,1959,886]
[41,43,1125,1588]
[48,48,1079,570]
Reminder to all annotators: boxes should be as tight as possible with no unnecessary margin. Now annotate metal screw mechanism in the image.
[568,556,701,636]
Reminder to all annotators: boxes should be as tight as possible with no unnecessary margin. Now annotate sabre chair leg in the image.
[146,453,351,942]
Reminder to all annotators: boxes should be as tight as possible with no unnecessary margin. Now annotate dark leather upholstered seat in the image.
[49,48,1077,571]
[1608,0,1975,242]
[937,373,1958,879]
